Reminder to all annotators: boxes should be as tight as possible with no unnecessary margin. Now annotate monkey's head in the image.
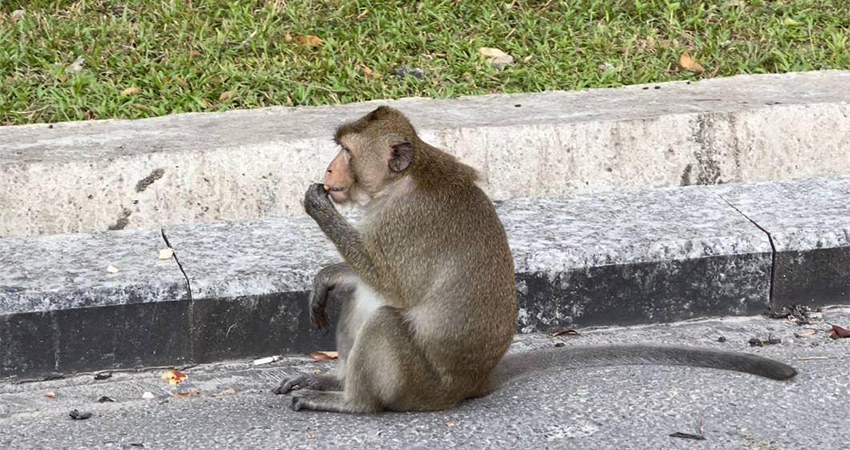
[324,106,416,206]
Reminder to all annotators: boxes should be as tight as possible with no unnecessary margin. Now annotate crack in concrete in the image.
[159,228,193,301]
[717,195,777,306]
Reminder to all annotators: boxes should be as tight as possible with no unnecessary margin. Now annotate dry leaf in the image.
[158,248,174,260]
[361,64,381,79]
[219,91,235,101]
[132,104,151,112]
[830,325,850,338]
[188,49,201,57]
[445,421,456,428]
[106,265,119,274]
[551,329,579,337]
[11,10,26,22]
[57,74,68,83]
[310,351,338,361]
[313,369,322,374]
[293,35,322,47]
[679,52,704,73]
[478,47,508,58]
[795,329,817,336]
[172,389,200,399]
[67,56,85,74]
[215,388,237,397]
[46,390,56,398]
[142,391,155,400]
[161,369,188,385]
[121,87,140,96]
[523,55,534,63]
[173,76,187,86]
[284,30,292,42]
[356,9,369,19]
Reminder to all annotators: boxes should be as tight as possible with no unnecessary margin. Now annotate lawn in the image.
[1,0,848,125]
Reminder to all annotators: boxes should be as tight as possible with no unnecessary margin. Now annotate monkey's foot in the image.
[289,389,377,413]
[272,373,343,395]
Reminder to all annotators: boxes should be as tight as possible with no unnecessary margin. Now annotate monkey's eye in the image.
[341,146,351,155]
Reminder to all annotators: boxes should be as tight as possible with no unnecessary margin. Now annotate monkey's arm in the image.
[309,262,356,330]
[304,184,380,286]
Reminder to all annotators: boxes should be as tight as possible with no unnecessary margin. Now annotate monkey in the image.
[273,106,796,414]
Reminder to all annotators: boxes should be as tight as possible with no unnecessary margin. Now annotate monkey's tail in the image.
[492,344,797,386]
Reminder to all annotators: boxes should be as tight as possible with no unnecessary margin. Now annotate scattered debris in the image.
[67,56,86,74]
[766,305,813,325]
[252,355,282,366]
[161,369,188,385]
[794,329,817,338]
[360,64,382,79]
[717,336,727,343]
[172,389,200,399]
[310,351,339,361]
[106,265,119,274]
[829,325,850,339]
[97,396,115,403]
[445,421,456,428]
[554,342,566,348]
[157,248,174,260]
[478,47,514,69]
[749,335,782,347]
[219,91,235,101]
[798,356,830,361]
[293,35,322,47]
[215,388,237,397]
[669,432,706,440]
[141,392,155,400]
[551,329,579,337]
[393,66,425,79]
[69,409,93,420]
[120,87,140,96]
[678,52,704,73]
[46,390,56,398]
[94,372,112,381]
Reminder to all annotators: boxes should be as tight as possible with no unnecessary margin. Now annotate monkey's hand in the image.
[309,263,354,331]
[304,183,336,220]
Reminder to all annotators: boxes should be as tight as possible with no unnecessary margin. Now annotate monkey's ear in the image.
[389,142,413,173]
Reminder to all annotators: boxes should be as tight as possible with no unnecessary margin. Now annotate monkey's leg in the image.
[290,306,451,413]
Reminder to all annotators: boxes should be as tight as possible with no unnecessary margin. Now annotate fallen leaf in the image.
[11,9,25,22]
[121,87,140,96]
[293,35,322,47]
[219,91,235,101]
[173,76,187,86]
[69,409,92,420]
[172,389,200,399]
[445,421,456,428]
[97,396,115,403]
[46,390,56,398]
[313,369,322,374]
[356,9,369,19]
[678,52,704,74]
[94,372,112,380]
[158,248,174,260]
[215,388,237,397]
[161,369,188,385]
[551,329,579,337]
[795,329,817,337]
[188,49,201,57]
[141,391,155,400]
[310,351,338,361]
[830,325,850,338]
[57,74,68,83]
[67,56,85,74]
[478,47,509,58]
[284,30,292,42]
[361,64,381,79]
[523,55,534,63]
[106,265,119,274]
[132,103,151,111]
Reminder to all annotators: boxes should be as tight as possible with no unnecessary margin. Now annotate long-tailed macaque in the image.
[273,106,796,413]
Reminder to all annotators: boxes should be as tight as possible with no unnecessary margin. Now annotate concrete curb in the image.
[2,176,848,379]
[3,71,850,237]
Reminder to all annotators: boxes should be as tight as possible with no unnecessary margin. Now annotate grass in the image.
[1,0,848,125]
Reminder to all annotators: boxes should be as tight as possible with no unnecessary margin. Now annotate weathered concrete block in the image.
[0,229,189,378]
[3,71,850,237]
[499,188,772,331]
[719,177,850,308]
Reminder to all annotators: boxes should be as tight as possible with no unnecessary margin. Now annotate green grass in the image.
[1,0,848,125]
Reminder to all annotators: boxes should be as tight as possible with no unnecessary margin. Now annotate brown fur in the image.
[277,106,516,413]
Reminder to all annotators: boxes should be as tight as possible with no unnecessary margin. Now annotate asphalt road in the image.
[2,309,848,450]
